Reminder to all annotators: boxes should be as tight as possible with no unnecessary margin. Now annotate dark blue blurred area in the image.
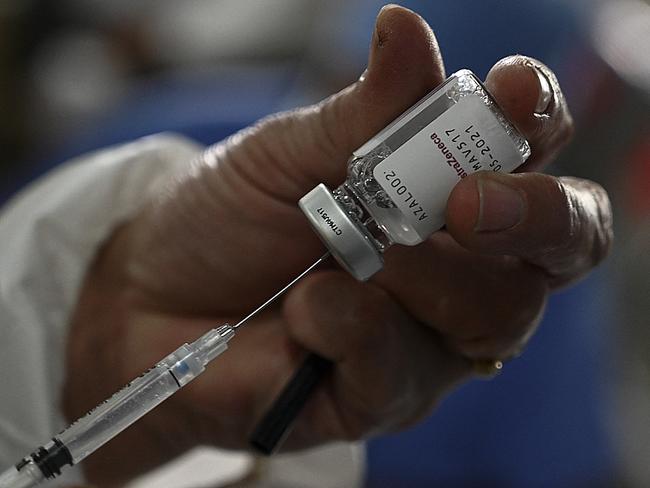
[1,0,585,205]
[2,1,619,485]
[0,65,296,204]
[338,0,580,79]
[365,270,616,488]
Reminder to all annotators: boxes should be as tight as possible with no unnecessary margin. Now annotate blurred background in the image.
[1,0,649,486]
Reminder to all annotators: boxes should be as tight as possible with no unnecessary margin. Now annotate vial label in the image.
[373,94,525,238]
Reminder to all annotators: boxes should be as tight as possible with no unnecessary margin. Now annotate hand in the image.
[64,5,612,485]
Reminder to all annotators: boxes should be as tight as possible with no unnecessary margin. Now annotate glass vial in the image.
[299,69,531,281]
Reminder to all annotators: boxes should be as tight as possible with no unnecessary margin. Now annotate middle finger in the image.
[375,232,548,359]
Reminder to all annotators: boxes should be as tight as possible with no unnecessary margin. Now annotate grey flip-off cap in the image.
[299,184,383,281]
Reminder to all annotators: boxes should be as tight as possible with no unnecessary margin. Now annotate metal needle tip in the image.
[233,252,330,329]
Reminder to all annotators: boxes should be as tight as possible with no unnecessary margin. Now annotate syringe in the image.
[0,325,234,488]
[0,254,329,488]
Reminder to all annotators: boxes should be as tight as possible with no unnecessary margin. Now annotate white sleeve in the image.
[0,134,364,487]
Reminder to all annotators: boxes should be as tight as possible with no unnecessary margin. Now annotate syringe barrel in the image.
[58,344,204,465]
[0,325,233,487]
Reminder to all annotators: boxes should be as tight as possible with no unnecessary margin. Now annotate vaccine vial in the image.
[299,69,531,281]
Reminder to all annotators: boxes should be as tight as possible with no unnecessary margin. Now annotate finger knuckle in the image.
[561,178,614,268]
[587,182,614,266]
[521,177,579,267]
[556,178,584,252]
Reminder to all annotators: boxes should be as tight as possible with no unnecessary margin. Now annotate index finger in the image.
[446,172,613,288]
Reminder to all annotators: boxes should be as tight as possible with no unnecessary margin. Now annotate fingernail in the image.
[380,4,401,12]
[374,5,399,49]
[378,3,400,18]
[527,62,553,114]
[475,177,525,232]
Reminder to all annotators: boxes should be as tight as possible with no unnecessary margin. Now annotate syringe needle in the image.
[233,252,330,329]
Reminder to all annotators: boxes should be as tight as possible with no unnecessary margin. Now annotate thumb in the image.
[115,5,448,312]
[242,4,446,200]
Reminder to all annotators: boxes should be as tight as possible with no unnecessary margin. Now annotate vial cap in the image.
[299,184,383,281]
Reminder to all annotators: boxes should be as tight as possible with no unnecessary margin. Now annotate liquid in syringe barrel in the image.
[56,347,193,463]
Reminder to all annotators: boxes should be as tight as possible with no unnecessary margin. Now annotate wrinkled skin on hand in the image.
[64,5,613,486]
